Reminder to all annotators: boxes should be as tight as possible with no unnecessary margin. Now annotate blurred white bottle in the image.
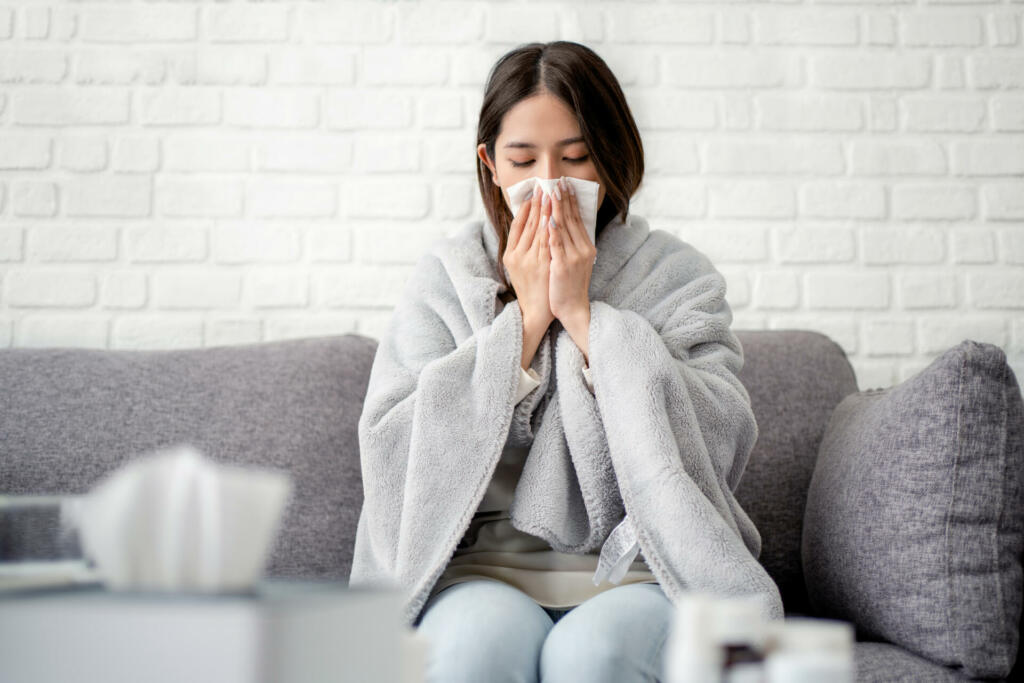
[664,592,723,683]
[763,617,855,683]
[715,596,768,683]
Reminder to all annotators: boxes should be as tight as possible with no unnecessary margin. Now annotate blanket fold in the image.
[348,211,784,626]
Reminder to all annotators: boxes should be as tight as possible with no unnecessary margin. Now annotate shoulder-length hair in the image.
[476,41,645,304]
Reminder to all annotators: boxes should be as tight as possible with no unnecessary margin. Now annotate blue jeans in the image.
[412,579,674,682]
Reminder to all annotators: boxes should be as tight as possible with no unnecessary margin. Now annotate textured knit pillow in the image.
[802,340,1024,679]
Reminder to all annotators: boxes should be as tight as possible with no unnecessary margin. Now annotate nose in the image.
[538,156,562,182]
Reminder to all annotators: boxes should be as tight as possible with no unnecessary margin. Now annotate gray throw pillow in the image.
[802,339,1024,680]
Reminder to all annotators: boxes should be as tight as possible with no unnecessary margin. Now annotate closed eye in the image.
[510,155,589,168]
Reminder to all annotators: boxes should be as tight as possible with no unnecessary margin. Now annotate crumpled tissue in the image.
[505,175,601,249]
[68,444,292,593]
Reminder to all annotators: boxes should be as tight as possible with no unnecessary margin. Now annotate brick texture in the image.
[0,0,1020,387]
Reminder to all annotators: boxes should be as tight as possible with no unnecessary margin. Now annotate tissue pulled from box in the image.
[73,444,292,592]
[505,175,601,248]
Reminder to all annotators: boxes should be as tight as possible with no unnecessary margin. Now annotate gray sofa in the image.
[0,330,1017,681]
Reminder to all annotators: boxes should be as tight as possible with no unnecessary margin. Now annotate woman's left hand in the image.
[548,176,596,324]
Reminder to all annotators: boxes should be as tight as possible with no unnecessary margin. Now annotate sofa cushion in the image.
[802,340,1024,679]
[0,335,378,582]
[733,330,859,616]
[853,642,968,683]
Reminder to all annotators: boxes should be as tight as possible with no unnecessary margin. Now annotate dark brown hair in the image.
[476,41,645,304]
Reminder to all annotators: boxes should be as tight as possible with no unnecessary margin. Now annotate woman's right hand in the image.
[503,185,555,332]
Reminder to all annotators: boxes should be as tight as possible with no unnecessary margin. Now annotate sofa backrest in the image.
[732,330,859,615]
[0,335,377,581]
[0,329,857,614]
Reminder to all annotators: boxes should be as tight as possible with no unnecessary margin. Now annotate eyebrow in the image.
[503,136,585,149]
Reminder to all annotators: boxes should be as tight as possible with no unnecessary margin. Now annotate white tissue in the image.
[73,444,293,593]
[506,175,601,248]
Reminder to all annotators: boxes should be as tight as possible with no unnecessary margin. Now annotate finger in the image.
[550,178,577,253]
[518,186,543,254]
[507,193,531,251]
[532,187,552,252]
[548,207,566,261]
[561,177,589,250]
[536,210,550,259]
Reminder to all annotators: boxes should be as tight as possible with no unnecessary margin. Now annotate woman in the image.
[349,41,783,682]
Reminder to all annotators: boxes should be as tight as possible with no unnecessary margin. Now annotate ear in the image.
[477,144,499,185]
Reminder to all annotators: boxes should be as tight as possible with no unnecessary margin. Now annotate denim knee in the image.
[415,580,554,683]
[539,583,673,683]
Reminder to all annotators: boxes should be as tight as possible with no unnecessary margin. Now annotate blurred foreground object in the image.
[75,444,292,593]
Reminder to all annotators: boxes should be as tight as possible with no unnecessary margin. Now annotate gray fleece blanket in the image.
[348,210,784,626]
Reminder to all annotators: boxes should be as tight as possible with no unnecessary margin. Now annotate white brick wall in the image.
[0,0,1022,391]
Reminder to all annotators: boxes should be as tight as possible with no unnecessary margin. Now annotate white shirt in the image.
[514,363,594,403]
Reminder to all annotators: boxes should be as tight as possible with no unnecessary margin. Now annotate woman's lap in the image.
[414,580,673,683]
[415,580,554,683]
[539,582,674,682]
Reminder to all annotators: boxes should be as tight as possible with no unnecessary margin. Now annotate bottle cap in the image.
[712,595,768,648]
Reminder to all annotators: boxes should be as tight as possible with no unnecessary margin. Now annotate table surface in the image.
[0,575,415,683]
[0,573,364,604]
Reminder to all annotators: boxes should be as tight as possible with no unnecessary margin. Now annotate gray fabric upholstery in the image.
[1,330,1016,680]
[0,328,854,615]
[803,340,1024,680]
[853,642,972,682]
[733,329,859,616]
[0,336,377,581]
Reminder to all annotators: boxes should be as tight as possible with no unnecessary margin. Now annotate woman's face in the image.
[478,91,606,211]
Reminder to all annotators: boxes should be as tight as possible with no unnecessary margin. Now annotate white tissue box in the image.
[0,580,412,683]
[74,444,294,594]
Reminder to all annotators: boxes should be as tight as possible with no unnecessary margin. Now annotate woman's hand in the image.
[548,176,596,325]
[503,184,555,333]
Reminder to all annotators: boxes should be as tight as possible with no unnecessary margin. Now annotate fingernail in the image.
[553,184,561,201]
[549,215,556,229]
[524,189,533,202]
[542,192,550,207]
